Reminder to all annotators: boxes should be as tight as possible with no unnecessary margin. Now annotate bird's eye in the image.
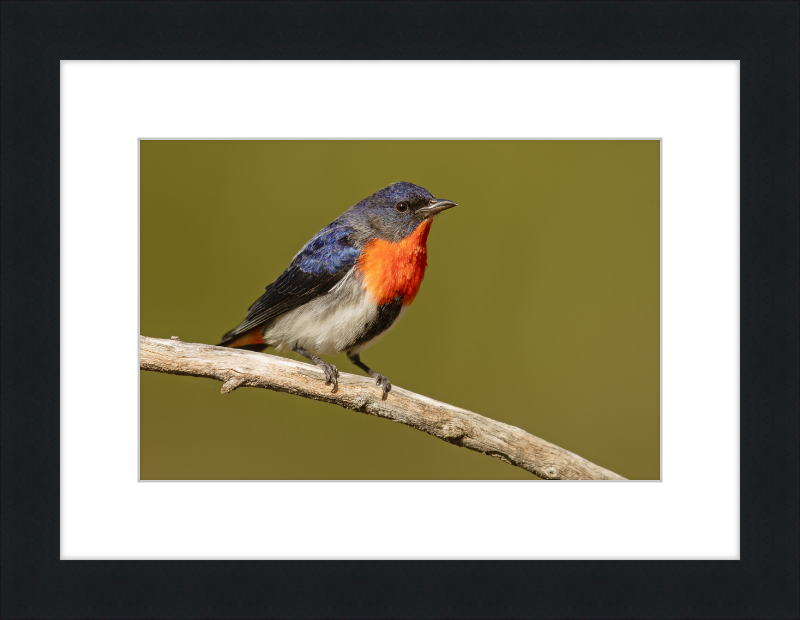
[395,202,409,212]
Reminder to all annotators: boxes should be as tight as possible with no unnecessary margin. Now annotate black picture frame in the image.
[2,1,797,618]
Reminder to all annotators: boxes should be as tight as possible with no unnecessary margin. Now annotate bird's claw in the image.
[375,374,391,399]
[322,362,339,390]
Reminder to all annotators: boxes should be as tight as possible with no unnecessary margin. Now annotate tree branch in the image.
[139,335,627,480]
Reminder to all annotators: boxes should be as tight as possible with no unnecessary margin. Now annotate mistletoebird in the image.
[217,182,457,397]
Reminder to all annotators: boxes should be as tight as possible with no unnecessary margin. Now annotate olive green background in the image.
[140,140,660,480]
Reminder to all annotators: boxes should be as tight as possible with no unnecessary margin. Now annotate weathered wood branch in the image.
[140,335,627,480]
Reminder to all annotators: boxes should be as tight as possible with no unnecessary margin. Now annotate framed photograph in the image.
[3,2,797,618]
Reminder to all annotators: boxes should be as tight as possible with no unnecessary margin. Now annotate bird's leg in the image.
[347,352,391,398]
[293,345,338,390]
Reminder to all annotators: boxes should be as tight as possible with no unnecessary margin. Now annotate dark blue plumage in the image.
[294,224,360,275]
[229,227,359,336]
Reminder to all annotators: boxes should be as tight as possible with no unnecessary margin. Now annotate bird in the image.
[216,181,457,398]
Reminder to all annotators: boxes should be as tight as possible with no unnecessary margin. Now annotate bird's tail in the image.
[216,324,268,352]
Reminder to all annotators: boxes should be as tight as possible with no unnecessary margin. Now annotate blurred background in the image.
[140,140,660,480]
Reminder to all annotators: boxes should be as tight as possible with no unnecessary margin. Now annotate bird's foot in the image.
[318,361,339,390]
[346,352,391,399]
[374,374,391,399]
[294,346,339,392]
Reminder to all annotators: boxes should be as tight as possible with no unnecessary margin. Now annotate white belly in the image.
[262,270,406,356]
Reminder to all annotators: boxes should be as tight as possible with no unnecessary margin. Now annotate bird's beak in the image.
[419,198,457,218]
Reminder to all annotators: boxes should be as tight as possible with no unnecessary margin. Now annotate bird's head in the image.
[347,182,457,243]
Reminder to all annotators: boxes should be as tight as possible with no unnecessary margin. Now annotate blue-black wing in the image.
[219,223,359,343]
